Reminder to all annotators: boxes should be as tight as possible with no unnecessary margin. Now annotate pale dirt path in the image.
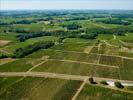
[97,43,102,64]
[72,78,88,100]
[0,72,133,85]
[97,54,101,64]
[113,35,116,40]
[49,59,119,68]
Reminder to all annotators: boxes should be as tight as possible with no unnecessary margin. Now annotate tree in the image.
[114,81,124,89]
[100,80,108,85]
[89,77,97,84]
[0,54,8,59]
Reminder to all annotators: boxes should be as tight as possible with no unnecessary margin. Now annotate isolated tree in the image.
[100,80,108,85]
[89,77,97,84]
[114,81,124,89]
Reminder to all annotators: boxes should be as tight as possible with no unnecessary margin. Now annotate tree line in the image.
[13,41,54,58]
[96,18,131,25]
[15,25,133,42]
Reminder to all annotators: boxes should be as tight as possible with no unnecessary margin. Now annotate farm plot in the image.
[27,49,100,64]
[120,59,133,80]
[90,43,120,55]
[99,55,122,67]
[0,77,22,95]
[0,77,81,100]
[32,60,120,79]
[76,84,133,100]
[0,59,33,72]
[119,52,133,58]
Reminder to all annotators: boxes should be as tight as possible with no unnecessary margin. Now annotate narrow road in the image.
[0,72,133,85]
[113,35,116,40]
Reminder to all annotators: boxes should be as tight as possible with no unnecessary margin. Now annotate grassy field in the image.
[77,84,133,100]
[0,77,81,100]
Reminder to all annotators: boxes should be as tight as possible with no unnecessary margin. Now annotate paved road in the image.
[0,72,133,86]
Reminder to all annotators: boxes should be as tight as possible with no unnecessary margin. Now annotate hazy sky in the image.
[0,0,133,10]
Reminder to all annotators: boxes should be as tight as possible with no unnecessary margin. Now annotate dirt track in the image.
[0,72,133,85]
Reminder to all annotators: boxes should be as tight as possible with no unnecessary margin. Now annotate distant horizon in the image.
[1,0,133,10]
[1,9,133,11]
